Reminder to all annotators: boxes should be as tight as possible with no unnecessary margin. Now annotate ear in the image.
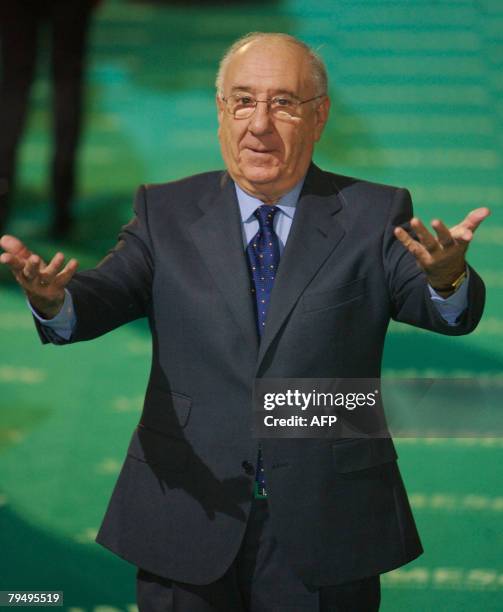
[313,96,330,142]
[216,93,225,125]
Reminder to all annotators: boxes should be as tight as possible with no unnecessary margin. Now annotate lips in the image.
[245,147,274,154]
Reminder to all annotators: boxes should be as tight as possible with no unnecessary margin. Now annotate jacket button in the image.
[242,460,254,475]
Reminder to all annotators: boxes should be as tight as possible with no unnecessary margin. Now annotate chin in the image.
[242,165,281,185]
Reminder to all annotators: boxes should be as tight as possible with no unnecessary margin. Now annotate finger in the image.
[454,207,491,234]
[410,217,440,253]
[450,225,473,243]
[53,258,79,287]
[394,227,432,267]
[39,252,66,283]
[431,219,456,248]
[0,252,27,272]
[0,234,32,260]
[21,254,42,282]
[394,226,418,250]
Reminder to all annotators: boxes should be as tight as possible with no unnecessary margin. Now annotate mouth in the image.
[244,146,275,154]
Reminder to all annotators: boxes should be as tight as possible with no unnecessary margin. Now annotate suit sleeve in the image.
[35,185,154,344]
[382,187,485,335]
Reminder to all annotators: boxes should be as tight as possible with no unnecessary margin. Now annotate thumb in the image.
[456,207,491,233]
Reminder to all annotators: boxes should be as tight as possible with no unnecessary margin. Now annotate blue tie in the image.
[246,205,281,498]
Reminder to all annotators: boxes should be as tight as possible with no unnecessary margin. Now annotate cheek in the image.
[221,122,243,154]
[282,127,308,160]
[218,122,228,145]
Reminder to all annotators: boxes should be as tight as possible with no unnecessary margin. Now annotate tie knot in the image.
[254,205,279,229]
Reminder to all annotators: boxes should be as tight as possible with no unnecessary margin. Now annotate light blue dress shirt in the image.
[31,178,469,337]
[236,180,303,252]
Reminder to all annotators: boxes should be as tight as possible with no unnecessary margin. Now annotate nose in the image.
[248,101,273,136]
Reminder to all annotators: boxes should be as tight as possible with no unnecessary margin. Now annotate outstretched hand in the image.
[0,234,79,318]
[394,207,490,294]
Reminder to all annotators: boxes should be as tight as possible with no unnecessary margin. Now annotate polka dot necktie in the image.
[246,205,281,498]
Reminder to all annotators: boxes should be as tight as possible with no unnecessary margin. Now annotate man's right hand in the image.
[0,234,79,319]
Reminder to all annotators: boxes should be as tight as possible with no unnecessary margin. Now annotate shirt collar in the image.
[234,177,305,224]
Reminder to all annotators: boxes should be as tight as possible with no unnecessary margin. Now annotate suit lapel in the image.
[256,164,346,368]
[187,166,346,367]
[188,173,259,354]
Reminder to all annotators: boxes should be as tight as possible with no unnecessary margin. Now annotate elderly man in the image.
[0,32,489,612]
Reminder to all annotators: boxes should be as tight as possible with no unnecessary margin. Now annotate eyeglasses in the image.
[220,93,325,120]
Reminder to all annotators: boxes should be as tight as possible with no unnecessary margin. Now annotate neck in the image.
[233,181,293,205]
[259,195,280,205]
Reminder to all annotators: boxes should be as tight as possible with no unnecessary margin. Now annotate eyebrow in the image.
[229,85,299,98]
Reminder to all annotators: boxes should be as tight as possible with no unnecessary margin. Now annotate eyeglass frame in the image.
[219,92,326,119]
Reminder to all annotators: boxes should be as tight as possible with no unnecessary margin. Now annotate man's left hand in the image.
[394,207,491,295]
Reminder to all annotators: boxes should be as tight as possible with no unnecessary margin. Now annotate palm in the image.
[0,234,79,315]
[394,207,490,288]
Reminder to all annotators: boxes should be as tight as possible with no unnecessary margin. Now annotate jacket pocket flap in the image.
[332,439,397,473]
[140,386,192,434]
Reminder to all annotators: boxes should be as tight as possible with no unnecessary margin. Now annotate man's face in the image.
[217,40,330,202]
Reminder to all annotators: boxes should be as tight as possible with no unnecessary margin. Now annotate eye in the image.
[235,95,255,107]
[273,97,294,107]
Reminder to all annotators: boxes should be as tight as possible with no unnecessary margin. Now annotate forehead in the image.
[222,40,313,95]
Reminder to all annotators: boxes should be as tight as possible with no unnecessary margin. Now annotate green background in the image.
[1,0,502,610]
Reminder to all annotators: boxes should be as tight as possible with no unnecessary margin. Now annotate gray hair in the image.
[215,32,328,97]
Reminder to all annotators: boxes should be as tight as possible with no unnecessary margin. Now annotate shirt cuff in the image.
[428,269,470,326]
[27,288,76,340]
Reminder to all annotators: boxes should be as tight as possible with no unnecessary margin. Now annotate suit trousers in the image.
[136,498,381,612]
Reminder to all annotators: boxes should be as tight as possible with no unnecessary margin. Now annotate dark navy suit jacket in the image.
[36,163,485,585]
